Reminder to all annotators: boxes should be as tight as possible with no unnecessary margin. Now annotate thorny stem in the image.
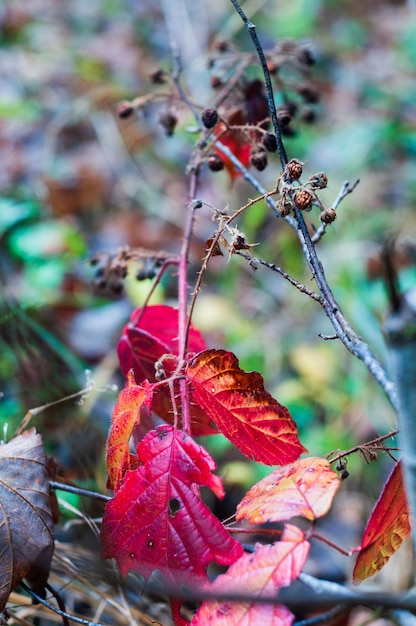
[327,429,399,465]
[230,0,398,411]
[237,251,322,302]
[228,0,288,169]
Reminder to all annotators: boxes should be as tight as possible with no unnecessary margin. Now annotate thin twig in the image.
[294,605,349,626]
[50,481,111,503]
[19,582,106,626]
[237,251,322,302]
[312,179,360,244]
[326,429,399,465]
[14,384,94,437]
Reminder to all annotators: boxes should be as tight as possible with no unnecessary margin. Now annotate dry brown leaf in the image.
[0,429,55,611]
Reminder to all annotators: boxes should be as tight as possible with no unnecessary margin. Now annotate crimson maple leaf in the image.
[101,425,242,586]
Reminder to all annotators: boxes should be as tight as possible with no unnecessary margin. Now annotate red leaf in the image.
[236,458,340,524]
[117,305,216,435]
[214,121,251,180]
[106,372,153,492]
[352,461,411,585]
[192,524,309,626]
[186,350,306,465]
[213,80,269,180]
[101,425,242,586]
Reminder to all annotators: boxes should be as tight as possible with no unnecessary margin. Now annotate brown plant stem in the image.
[327,430,399,465]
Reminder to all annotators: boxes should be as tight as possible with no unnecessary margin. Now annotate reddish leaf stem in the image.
[310,531,350,557]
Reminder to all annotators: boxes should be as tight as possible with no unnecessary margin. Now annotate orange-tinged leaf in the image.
[352,461,411,585]
[186,350,306,465]
[101,425,242,586]
[236,458,340,524]
[192,524,309,626]
[106,372,153,492]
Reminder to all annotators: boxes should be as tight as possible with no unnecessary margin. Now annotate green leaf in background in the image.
[8,220,87,261]
[0,198,40,237]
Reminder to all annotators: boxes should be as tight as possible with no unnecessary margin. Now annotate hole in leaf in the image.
[169,497,181,517]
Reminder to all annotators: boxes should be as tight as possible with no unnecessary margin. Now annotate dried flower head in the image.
[294,189,313,211]
[309,172,328,189]
[320,208,337,224]
[286,159,303,180]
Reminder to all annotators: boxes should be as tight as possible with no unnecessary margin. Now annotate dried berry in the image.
[263,133,277,153]
[309,172,328,189]
[277,108,292,127]
[117,101,134,119]
[298,84,320,104]
[276,199,292,217]
[294,189,313,211]
[210,75,223,89]
[284,99,298,116]
[267,60,279,74]
[301,107,317,124]
[250,148,268,171]
[298,47,315,66]
[281,126,296,137]
[319,208,337,223]
[208,153,224,172]
[286,159,303,180]
[341,469,350,480]
[201,108,219,129]
[159,111,177,136]
[149,68,167,84]
[214,39,231,53]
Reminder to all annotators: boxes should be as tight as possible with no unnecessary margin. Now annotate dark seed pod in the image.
[263,133,277,153]
[286,159,303,180]
[341,469,350,480]
[208,153,224,172]
[201,108,219,129]
[320,208,337,224]
[250,148,268,171]
[293,189,313,211]
[159,111,177,136]
[117,101,134,119]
